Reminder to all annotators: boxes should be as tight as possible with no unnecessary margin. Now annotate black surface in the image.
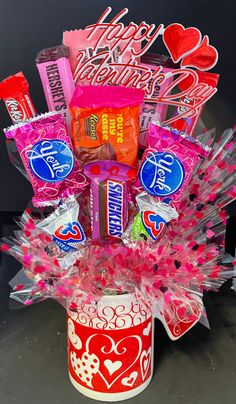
[0,291,235,404]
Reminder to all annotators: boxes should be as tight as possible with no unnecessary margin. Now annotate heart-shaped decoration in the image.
[143,322,151,336]
[68,318,82,350]
[163,23,202,63]
[140,348,151,380]
[90,164,101,175]
[86,333,142,389]
[104,359,122,375]
[121,371,138,387]
[109,165,120,176]
[163,293,203,340]
[70,350,100,388]
[181,35,218,71]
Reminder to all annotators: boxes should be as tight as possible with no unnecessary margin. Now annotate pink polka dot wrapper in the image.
[4,112,87,206]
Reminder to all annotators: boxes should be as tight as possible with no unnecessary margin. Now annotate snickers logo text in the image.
[106,180,124,237]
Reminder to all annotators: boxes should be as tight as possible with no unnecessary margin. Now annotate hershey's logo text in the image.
[46,64,67,111]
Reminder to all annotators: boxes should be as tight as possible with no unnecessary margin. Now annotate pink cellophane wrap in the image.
[1,125,235,339]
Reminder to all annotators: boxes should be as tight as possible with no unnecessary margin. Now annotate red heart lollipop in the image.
[181,36,218,71]
[163,23,202,63]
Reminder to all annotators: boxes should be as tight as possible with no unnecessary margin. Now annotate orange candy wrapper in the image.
[69,85,144,167]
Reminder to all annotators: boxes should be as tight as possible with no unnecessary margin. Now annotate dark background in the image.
[0,2,235,403]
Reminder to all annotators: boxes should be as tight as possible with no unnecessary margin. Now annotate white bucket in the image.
[67,292,154,401]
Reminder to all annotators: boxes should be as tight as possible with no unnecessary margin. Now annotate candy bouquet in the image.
[0,7,235,401]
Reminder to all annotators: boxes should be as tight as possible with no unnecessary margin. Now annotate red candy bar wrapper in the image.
[63,29,141,85]
[70,85,144,167]
[36,45,75,132]
[137,122,210,205]
[171,71,219,135]
[0,71,36,123]
[4,112,87,207]
[84,161,136,241]
[139,54,178,149]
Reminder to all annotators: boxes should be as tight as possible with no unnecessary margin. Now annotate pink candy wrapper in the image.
[4,112,87,206]
[138,122,210,205]
[36,45,75,131]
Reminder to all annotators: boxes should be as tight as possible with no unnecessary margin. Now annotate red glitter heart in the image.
[163,23,201,63]
[181,36,218,71]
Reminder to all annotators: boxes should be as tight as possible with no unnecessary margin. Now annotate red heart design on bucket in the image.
[87,333,142,389]
[121,371,138,387]
[163,23,202,63]
[140,348,151,380]
[181,36,218,71]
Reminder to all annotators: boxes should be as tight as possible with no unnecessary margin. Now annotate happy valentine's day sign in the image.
[63,7,219,132]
